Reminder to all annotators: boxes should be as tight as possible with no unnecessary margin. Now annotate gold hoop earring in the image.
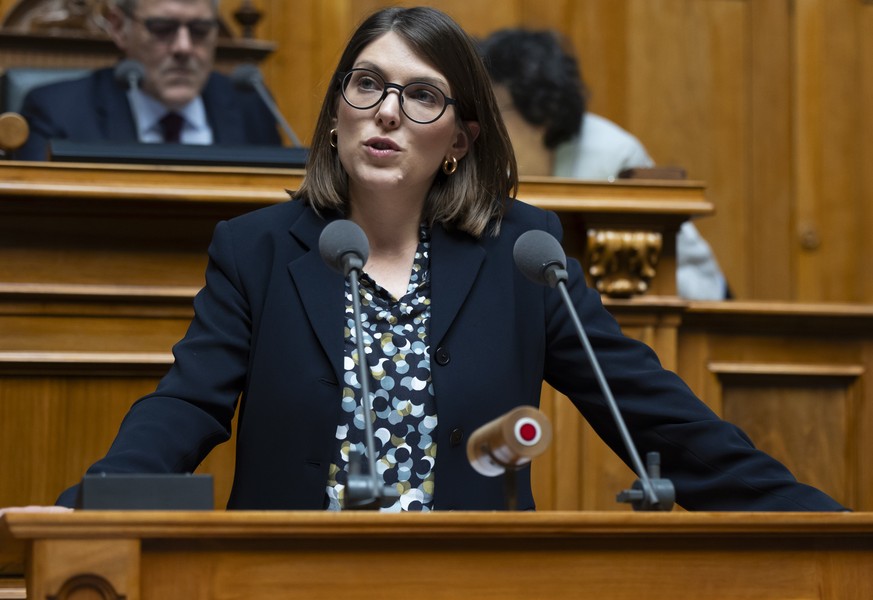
[329,128,338,149]
[442,156,458,175]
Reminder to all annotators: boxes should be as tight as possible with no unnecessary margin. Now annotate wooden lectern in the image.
[2,511,872,599]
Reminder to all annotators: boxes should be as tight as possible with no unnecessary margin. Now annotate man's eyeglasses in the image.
[129,15,219,44]
[340,68,457,125]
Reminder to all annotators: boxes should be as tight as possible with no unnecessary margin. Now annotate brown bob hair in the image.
[294,6,518,238]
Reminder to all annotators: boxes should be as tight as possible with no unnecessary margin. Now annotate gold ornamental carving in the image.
[586,229,662,298]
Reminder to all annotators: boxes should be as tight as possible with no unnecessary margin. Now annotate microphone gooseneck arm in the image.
[232,65,302,147]
[550,267,662,508]
[113,59,145,91]
[344,257,383,508]
[514,230,673,511]
[318,219,398,510]
[249,76,303,147]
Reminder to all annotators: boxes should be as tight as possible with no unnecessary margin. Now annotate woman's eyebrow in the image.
[353,61,449,89]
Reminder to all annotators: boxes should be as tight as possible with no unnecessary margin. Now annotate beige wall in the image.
[3,0,872,303]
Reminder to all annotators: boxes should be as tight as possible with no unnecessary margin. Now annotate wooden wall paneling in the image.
[558,1,631,127]
[715,367,859,510]
[0,298,192,353]
[794,0,867,302]
[345,0,521,38]
[749,1,793,299]
[0,372,161,506]
[517,0,579,34]
[860,339,873,508]
[626,1,749,300]
[0,288,239,509]
[1,207,211,287]
[792,0,826,301]
[677,302,873,511]
[861,3,873,303]
[531,384,584,511]
[0,366,237,509]
[254,0,323,147]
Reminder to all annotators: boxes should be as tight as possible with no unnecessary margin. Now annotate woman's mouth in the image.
[365,137,401,153]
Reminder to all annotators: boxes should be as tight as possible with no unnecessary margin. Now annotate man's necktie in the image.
[159,112,184,143]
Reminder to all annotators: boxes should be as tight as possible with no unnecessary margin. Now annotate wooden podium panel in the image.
[2,511,872,600]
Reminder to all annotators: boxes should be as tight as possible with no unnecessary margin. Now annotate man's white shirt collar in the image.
[127,87,213,144]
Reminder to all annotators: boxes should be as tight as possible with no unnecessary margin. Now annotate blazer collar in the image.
[286,206,486,380]
[429,224,486,347]
[95,67,138,142]
[201,74,246,144]
[287,206,345,382]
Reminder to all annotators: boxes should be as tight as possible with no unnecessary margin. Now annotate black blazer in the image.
[15,67,281,160]
[57,199,845,511]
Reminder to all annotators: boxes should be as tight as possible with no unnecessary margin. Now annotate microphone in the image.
[231,64,303,147]
[318,220,398,510]
[114,59,145,91]
[318,219,369,276]
[467,405,552,477]
[513,229,675,511]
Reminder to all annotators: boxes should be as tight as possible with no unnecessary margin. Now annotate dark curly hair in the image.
[478,29,588,149]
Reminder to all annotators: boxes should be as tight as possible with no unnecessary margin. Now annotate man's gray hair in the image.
[113,0,220,15]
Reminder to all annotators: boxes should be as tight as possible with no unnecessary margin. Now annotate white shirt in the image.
[554,113,654,180]
[554,113,728,300]
[126,87,213,145]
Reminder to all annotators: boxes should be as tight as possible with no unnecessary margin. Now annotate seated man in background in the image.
[479,28,729,301]
[15,0,281,160]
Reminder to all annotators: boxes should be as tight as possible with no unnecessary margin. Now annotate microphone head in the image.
[467,406,553,477]
[113,59,145,89]
[230,64,262,89]
[513,229,567,286]
[318,220,370,275]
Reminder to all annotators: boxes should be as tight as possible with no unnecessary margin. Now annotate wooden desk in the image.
[2,511,872,600]
[0,161,711,295]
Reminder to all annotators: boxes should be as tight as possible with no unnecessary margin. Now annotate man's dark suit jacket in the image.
[15,67,281,160]
[57,199,846,511]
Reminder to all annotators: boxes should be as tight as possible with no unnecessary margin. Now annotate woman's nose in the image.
[376,89,402,127]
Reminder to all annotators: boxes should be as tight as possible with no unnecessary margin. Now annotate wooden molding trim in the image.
[0,282,199,301]
[0,351,173,376]
[709,361,864,382]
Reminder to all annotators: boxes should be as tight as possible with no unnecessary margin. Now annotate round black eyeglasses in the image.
[340,68,457,125]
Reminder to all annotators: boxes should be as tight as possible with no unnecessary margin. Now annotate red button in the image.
[519,422,538,442]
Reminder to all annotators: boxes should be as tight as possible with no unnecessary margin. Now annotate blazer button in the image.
[435,346,451,365]
[449,428,464,447]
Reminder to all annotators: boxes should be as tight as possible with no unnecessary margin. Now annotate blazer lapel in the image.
[201,75,245,144]
[287,208,346,382]
[287,213,486,378]
[429,224,486,347]
[95,68,138,142]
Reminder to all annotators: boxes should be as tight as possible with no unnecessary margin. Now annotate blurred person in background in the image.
[479,28,729,301]
[16,0,281,160]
